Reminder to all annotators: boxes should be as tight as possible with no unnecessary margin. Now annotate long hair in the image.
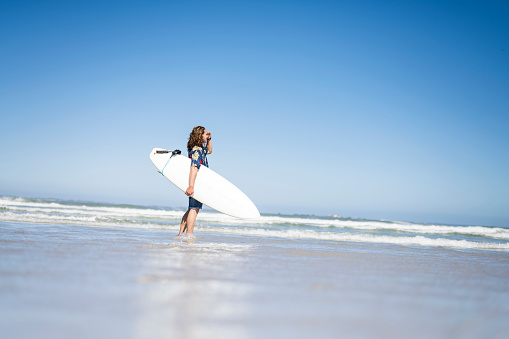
[187,126,205,152]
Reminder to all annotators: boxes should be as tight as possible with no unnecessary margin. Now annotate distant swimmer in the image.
[178,126,212,237]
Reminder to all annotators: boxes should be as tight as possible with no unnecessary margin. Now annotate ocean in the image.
[1,196,508,338]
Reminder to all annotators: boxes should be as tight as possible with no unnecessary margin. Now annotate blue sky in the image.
[1,0,508,226]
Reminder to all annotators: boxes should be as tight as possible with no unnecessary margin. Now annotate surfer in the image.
[178,126,212,236]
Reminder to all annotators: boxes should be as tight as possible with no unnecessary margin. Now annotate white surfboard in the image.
[150,148,260,219]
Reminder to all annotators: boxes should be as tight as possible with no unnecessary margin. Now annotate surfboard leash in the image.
[160,149,181,176]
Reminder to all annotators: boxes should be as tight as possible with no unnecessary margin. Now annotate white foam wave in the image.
[0,211,180,231]
[1,211,508,252]
[0,196,184,219]
[2,196,508,240]
[2,196,509,251]
[197,226,509,251]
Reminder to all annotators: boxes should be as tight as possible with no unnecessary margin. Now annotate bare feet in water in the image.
[175,233,195,241]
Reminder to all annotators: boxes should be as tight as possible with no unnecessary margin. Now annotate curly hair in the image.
[187,126,206,152]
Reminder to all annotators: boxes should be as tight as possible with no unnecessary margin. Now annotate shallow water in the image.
[1,221,508,339]
[1,197,509,338]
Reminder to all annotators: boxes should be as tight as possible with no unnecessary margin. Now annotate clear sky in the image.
[1,0,508,226]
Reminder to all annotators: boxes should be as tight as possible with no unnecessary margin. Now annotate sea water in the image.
[1,196,508,338]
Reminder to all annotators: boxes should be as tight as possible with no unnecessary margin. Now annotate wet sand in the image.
[1,221,509,339]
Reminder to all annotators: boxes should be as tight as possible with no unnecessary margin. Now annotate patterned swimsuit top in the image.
[189,145,208,169]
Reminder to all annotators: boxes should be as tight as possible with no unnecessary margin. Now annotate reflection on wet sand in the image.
[135,238,254,339]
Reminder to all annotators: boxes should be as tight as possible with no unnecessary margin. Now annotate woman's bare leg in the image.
[186,209,199,235]
[178,210,189,236]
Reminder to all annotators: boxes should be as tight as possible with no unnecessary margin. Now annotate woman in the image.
[178,126,212,237]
